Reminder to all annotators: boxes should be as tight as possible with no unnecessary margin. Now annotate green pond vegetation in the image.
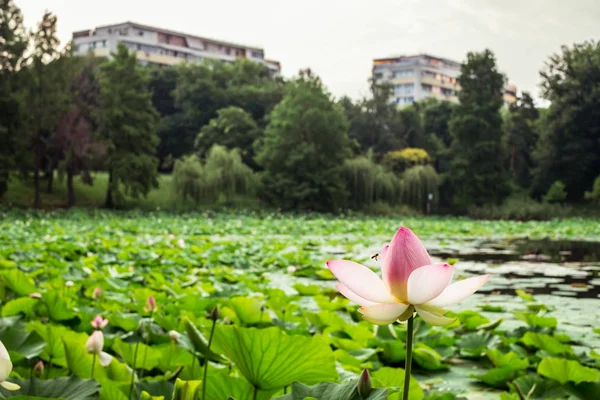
[0,211,599,399]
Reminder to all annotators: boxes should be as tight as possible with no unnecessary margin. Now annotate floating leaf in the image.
[273,380,387,400]
[212,325,337,390]
[537,357,600,384]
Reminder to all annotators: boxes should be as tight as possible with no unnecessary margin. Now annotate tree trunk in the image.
[510,143,516,178]
[46,161,54,194]
[34,136,42,208]
[104,169,114,208]
[66,161,75,208]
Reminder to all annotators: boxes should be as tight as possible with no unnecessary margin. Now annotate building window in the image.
[251,51,263,59]
[225,48,231,55]
[90,41,96,49]
[136,44,141,51]
[102,40,106,48]
[138,30,144,36]
[393,69,413,78]
[394,83,414,95]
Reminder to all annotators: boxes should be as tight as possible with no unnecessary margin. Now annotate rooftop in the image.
[75,21,264,52]
[373,53,461,67]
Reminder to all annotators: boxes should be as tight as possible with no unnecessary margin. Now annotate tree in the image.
[96,43,159,208]
[532,41,600,201]
[419,98,456,172]
[0,0,28,199]
[504,92,539,188]
[448,49,511,209]
[256,71,351,211]
[54,54,105,207]
[340,81,405,157]
[149,66,194,170]
[195,106,261,168]
[26,11,71,207]
[171,59,284,164]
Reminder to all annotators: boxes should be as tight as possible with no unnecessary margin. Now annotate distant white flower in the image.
[287,266,297,273]
[65,281,74,287]
[177,239,185,249]
[29,292,42,299]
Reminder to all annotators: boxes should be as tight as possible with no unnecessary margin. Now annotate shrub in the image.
[544,181,567,203]
[468,195,572,220]
[383,148,432,174]
[584,175,600,204]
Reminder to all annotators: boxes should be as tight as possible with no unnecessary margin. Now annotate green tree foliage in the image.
[400,165,440,211]
[172,145,256,203]
[0,0,28,199]
[256,71,351,211]
[448,49,511,208]
[419,98,456,172]
[544,181,567,203]
[96,43,159,208]
[196,106,261,168]
[172,155,205,203]
[532,41,600,200]
[172,59,284,159]
[504,92,539,188]
[342,155,401,209]
[149,66,193,170]
[584,175,600,204]
[340,82,404,156]
[54,54,105,207]
[383,148,432,174]
[26,11,72,207]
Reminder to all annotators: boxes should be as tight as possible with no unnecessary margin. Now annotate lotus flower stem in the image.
[91,353,96,379]
[201,318,217,400]
[403,315,414,400]
[129,341,140,400]
[252,386,258,400]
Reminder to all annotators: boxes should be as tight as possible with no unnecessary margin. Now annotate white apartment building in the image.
[373,54,516,107]
[72,22,281,75]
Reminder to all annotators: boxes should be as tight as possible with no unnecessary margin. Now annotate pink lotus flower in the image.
[85,331,112,367]
[144,296,157,313]
[327,227,490,326]
[91,315,109,330]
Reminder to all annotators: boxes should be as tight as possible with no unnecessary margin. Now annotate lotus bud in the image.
[33,361,44,377]
[169,330,181,342]
[210,305,219,321]
[357,368,372,398]
[144,296,157,313]
[86,330,104,354]
[29,292,42,299]
[281,308,286,315]
[260,304,265,312]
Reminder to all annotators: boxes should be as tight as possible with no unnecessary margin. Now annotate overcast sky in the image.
[18,0,600,102]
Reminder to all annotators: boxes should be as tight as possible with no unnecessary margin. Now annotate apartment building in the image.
[72,22,281,75]
[372,54,517,107]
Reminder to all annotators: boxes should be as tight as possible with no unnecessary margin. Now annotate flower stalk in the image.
[403,316,414,400]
